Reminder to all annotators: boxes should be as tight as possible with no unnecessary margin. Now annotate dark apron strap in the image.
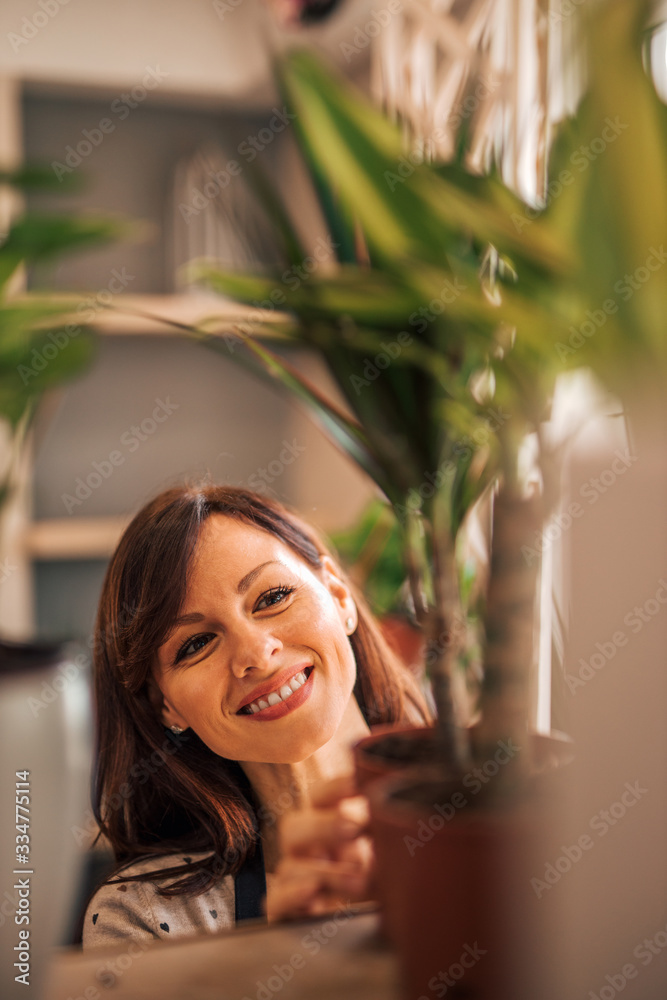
[234,837,267,924]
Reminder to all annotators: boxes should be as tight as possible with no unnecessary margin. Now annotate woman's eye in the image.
[175,633,213,662]
[255,585,296,612]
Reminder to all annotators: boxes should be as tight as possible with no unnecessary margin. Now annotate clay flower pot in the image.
[364,732,573,1000]
[367,766,547,1000]
[354,724,437,793]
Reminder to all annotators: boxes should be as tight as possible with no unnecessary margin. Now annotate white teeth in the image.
[242,669,311,715]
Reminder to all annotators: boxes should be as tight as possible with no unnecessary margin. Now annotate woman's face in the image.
[152,514,359,764]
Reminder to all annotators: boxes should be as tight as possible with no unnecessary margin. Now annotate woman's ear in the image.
[320,554,358,634]
[147,674,188,731]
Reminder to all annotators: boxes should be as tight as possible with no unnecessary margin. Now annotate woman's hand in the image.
[264,773,374,922]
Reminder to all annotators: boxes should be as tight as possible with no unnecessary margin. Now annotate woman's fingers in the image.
[280,798,369,857]
[268,773,375,922]
[336,833,374,870]
[308,772,358,808]
[265,857,369,923]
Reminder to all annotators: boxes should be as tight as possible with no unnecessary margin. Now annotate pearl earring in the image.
[170,724,185,734]
[345,616,354,632]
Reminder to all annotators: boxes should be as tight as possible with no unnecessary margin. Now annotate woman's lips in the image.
[238,667,315,721]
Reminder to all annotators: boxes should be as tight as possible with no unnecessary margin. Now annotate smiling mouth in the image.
[237,666,314,716]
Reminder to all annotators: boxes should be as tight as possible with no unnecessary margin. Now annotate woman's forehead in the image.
[190,514,310,581]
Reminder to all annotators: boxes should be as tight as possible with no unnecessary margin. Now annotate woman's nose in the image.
[227,620,283,678]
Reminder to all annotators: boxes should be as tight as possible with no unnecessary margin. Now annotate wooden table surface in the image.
[45,908,400,1000]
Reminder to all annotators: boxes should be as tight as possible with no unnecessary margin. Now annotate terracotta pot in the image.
[354,724,573,792]
[354,724,437,793]
[366,734,572,1000]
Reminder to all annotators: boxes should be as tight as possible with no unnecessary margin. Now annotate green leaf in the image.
[277,51,572,278]
[195,260,427,327]
[569,0,667,378]
[239,160,307,265]
[202,327,402,504]
[278,51,453,267]
[0,164,84,193]
[0,327,95,426]
[0,214,122,288]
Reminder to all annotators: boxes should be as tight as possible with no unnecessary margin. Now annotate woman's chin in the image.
[241,715,343,764]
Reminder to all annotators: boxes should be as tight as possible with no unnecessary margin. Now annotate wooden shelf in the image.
[23,517,129,560]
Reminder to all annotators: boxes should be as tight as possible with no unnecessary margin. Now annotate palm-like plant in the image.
[183,47,580,774]
[173,0,665,778]
[0,167,119,533]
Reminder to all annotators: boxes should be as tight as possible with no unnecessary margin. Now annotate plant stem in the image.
[403,498,471,774]
[429,496,472,773]
[475,488,542,772]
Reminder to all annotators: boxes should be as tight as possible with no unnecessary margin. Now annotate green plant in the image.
[329,498,408,620]
[186,50,575,773]
[0,167,119,515]
[178,0,664,776]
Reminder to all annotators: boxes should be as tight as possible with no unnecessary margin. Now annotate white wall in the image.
[0,0,372,104]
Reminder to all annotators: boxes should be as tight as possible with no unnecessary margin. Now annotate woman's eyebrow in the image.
[169,611,205,629]
[236,559,284,594]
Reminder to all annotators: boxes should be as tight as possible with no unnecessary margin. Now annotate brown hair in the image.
[92,484,430,897]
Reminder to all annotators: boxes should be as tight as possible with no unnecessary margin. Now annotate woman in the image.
[83,484,430,948]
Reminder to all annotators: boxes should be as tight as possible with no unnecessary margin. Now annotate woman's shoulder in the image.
[82,850,236,950]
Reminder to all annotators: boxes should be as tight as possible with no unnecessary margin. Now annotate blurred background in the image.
[0,0,385,645]
[0,0,603,698]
